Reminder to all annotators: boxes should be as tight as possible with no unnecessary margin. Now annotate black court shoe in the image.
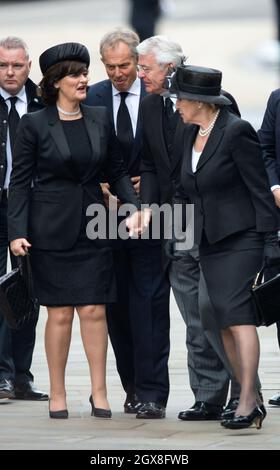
[89,395,112,418]
[48,400,68,419]
[221,406,265,430]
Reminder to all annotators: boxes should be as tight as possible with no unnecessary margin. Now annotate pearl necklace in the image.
[198,109,220,137]
[57,105,81,116]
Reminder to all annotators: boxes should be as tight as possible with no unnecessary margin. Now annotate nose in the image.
[6,66,14,76]
[114,67,123,77]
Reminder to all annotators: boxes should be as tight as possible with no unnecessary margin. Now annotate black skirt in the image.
[199,229,264,328]
[30,236,116,307]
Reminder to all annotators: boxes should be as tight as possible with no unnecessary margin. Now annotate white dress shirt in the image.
[192,147,202,173]
[0,86,27,188]
[112,78,141,136]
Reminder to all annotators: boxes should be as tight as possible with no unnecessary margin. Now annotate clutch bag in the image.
[251,265,280,327]
[0,255,39,330]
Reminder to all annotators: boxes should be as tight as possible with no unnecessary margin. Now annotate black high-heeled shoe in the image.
[89,395,112,418]
[221,406,265,430]
[221,403,267,421]
[48,399,68,419]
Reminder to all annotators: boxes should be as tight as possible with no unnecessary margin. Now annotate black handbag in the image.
[0,255,39,330]
[251,265,280,327]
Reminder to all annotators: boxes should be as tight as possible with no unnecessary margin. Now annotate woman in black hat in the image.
[7,42,144,419]
[169,65,280,429]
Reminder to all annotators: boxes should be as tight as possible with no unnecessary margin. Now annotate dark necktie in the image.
[116,92,134,163]
[164,97,175,123]
[163,97,177,158]
[8,96,20,154]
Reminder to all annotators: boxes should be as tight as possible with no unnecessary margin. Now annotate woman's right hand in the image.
[10,238,31,257]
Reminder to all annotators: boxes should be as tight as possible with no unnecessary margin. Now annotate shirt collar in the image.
[0,86,27,104]
[112,77,141,97]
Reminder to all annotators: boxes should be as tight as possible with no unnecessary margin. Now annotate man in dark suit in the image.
[258,88,280,406]
[0,36,48,401]
[137,35,243,420]
[86,28,170,418]
[129,0,161,41]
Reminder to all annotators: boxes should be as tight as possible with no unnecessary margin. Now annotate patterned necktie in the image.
[8,96,20,154]
[164,97,175,122]
[116,92,134,162]
[163,97,176,158]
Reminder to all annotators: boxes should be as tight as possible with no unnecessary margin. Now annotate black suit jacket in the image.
[85,79,146,177]
[175,107,278,245]
[140,90,241,206]
[0,78,44,202]
[140,93,185,205]
[258,89,280,187]
[8,104,139,250]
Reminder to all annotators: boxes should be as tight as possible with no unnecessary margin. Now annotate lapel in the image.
[151,94,171,170]
[97,81,114,123]
[81,103,100,163]
[171,113,185,172]
[183,124,199,176]
[195,107,227,172]
[47,106,72,165]
[133,80,146,158]
[47,104,100,179]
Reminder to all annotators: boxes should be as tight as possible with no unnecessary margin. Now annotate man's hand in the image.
[10,238,31,257]
[126,208,151,237]
[131,176,140,194]
[100,182,120,209]
[272,188,280,208]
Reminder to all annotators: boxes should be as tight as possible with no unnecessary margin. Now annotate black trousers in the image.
[264,263,280,348]
[0,192,38,385]
[106,237,170,406]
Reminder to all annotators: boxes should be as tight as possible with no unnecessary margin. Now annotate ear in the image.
[163,64,176,90]
[167,63,176,75]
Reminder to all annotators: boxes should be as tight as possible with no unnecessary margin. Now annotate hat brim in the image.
[167,89,232,106]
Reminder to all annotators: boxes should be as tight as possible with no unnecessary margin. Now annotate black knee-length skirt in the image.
[30,236,116,307]
[199,229,264,328]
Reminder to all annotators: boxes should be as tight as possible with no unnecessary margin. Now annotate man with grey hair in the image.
[86,28,170,418]
[0,36,47,401]
[137,35,242,420]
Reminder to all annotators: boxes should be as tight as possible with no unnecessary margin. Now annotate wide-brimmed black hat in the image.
[39,42,90,74]
[168,65,232,106]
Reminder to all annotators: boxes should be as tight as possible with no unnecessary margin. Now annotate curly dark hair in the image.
[38,60,88,105]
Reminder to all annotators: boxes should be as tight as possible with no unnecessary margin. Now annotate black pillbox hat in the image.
[39,42,90,74]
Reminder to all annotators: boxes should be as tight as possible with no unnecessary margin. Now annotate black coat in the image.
[140,90,240,206]
[0,78,44,201]
[175,107,278,245]
[140,93,185,205]
[8,104,139,251]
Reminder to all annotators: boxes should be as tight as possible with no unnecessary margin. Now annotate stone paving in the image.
[0,297,280,451]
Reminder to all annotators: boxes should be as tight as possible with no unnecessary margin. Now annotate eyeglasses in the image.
[137,65,154,75]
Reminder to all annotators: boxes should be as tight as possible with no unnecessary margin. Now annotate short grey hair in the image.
[0,36,29,60]
[136,35,186,68]
[100,27,140,60]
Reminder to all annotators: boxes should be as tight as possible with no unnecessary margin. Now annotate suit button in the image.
[200,209,204,215]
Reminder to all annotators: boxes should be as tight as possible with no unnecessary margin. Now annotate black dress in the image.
[31,118,116,306]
